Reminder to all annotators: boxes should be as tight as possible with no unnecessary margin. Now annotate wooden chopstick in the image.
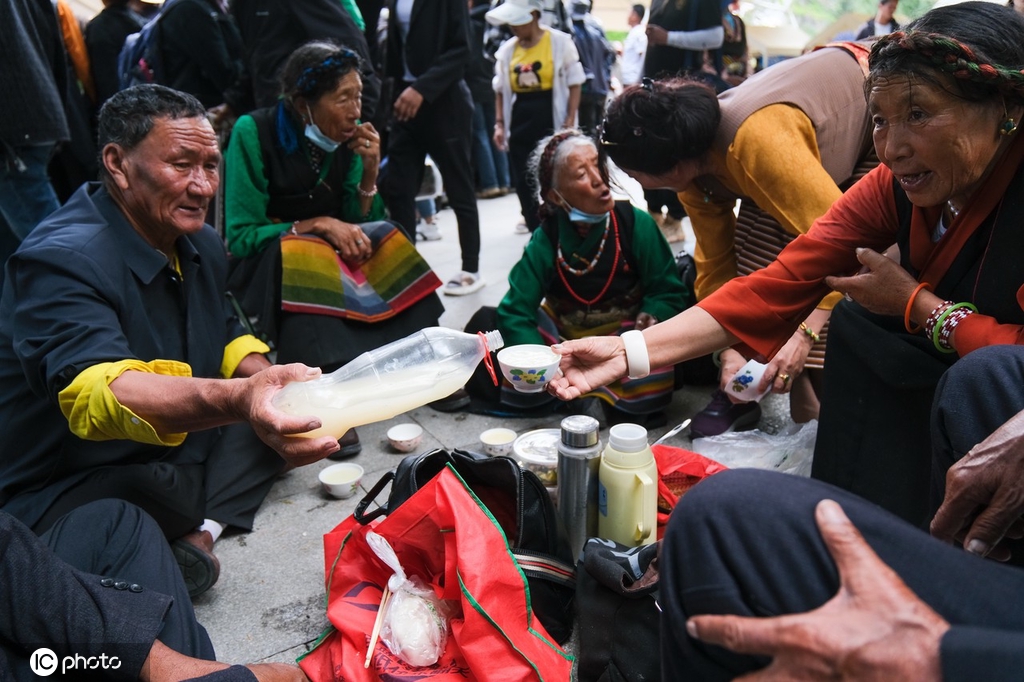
[364,584,392,669]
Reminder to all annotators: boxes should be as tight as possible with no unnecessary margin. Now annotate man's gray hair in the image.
[97,85,207,172]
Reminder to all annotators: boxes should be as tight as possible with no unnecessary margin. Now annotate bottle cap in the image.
[560,415,599,448]
[608,423,649,453]
[482,330,504,352]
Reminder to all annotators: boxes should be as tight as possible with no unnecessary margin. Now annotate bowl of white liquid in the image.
[318,462,364,499]
[496,344,561,393]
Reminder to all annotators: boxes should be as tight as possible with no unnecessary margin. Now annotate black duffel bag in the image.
[354,448,576,644]
[576,538,662,681]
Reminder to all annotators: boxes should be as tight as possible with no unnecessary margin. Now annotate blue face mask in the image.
[304,106,340,152]
[555,191,609,224]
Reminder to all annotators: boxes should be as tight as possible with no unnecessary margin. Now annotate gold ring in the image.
[779,372,791,386]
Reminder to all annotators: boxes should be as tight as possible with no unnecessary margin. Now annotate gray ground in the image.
[193,180,795,668]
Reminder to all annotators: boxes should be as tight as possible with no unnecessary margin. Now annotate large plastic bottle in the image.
[597,423,657,547]
[273,327,503,439]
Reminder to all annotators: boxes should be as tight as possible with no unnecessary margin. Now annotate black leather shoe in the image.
[172,530,220,598]
[329,428,362,460]
[429,388,470,412]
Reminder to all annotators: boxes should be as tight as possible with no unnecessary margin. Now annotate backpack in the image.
[354,448,577,644]
[116,0,184,90]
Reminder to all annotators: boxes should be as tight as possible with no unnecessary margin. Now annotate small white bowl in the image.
[480,427,517,457]
[386,423,423,453]
[318,462,364,499]
[496,344,561,393]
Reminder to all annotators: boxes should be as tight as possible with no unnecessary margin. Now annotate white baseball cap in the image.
[485,0,544,27]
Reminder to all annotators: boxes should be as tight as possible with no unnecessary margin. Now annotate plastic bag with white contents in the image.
[689,420,817,477]
[365,531,453,667]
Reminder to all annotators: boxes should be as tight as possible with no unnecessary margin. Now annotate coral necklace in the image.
[556,211,621,306]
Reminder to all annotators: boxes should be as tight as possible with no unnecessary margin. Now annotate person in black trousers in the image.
[381,0,484,296]
[661,344,1024,681]
[1,498,305,680]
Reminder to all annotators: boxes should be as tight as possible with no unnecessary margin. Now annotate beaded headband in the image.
[871,30,1024,97]
[294,49,360,98]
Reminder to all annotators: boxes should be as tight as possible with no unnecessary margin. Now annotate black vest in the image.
[250,106,356,223]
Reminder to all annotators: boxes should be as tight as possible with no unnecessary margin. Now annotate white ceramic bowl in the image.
[318,462,364,499]
[386,423,424,453]
[496,344,561,393]
[479,427,517,457]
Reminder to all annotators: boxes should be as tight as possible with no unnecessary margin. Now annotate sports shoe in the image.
[476,187,503,199]
[172,529,220,598]
[328,428,362,460]
[416,222,442,241]
[660,216,685,244]
[689,390,762,439]
[443,271,486,296]
[514,222,530,235]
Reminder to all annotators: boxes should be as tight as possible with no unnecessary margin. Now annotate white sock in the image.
[199,519,225,543]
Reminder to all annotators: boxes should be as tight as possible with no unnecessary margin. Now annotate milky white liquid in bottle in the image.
[272,328,504,439]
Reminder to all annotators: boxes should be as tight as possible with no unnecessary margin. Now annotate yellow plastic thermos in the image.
[597,423,657,546]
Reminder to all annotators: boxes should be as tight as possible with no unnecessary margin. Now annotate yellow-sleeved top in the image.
[0,182,267,528]
[681,104,845,310]
[680,46,872,311]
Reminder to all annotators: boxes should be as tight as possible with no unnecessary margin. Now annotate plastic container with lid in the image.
[512,428,560,487]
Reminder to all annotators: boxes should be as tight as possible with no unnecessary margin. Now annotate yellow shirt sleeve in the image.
[719,103,846,310]
[58,360,193,446]
[679,183,740,302]
[221,334,271,379]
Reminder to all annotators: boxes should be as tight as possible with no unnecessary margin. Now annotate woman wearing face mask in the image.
[224,41,445,458]
[468,130,687,422]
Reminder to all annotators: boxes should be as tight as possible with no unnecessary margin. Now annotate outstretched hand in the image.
[931,409,1024,561]
[824,247,918,317]
[237,364,341,465]
[687,500,948,681]
[547,337,628,401]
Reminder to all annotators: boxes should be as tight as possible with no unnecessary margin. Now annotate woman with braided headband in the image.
[551,2,1024,527]
[464,129,687,421]
[223,41,444,457]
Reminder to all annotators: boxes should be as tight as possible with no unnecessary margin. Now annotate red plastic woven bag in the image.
[299,465,574,681]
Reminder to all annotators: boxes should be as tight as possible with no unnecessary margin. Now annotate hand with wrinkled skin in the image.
[547,336,628,401]
[824,247,921,317]
[295,217,373,264]
[645,24,669,45]
[634,312,658,331]
[233,363,341,466]
[762,331,811,396]
[931,408,1024,561]
[688,500,949,682]
[717,348,749,402]
[393,86,424,122]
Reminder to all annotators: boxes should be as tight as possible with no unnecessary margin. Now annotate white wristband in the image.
[621,329,650,379]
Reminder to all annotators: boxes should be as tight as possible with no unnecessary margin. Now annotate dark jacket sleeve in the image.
[290,0,380,120]
[161,1,243,100]
[941,627,1024,682]
[386,0,470,103]
[0,511,171,680]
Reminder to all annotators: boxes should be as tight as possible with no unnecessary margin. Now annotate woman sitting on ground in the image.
[600,42,875,438]
[468,129,687,424]
[224,41,446,457]
[552,2,1024,527]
